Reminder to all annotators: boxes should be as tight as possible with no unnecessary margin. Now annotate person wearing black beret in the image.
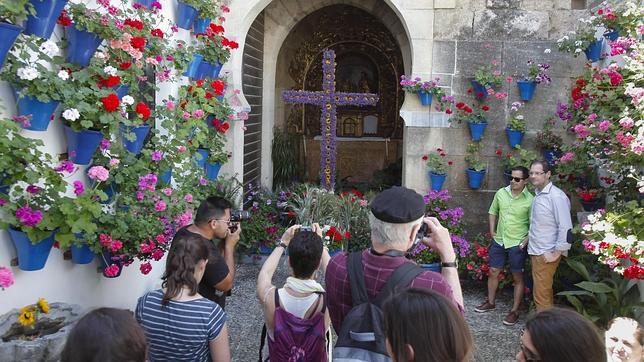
[325,186,464,334]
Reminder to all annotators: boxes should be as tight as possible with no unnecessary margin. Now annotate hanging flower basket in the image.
[184,54,203,79]
[176,2,199,30]
[24,0,69,39]
[98,252,123,278]
[468,121,488,141]
[134,0,155,7]
[194,148,209,168]
[417,92,433,106]
[542,149,561,166]
[506,128,525,148]
[428,171,447,191]
[0,23,22,68]
[193,17,211,34]
[63,126,102,165]
[466,168,486,190]
[195,60,223,80]
[159,169,173,185]
[584,39,603,63]
[470,80,488,100]
[120,123,151,155]
[205,162,221,180]
[65,24,103,67]
[70,240,95,265]
[517,80,537,102]
[603,29,619,41]
[7,228,56,271]
[113,84,129,100]
[16,95,59,131]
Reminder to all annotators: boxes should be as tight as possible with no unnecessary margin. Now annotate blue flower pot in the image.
[98,252,123,278]
[99,182,117,204]
[517,80,537,102]
[468,121,487,141]
[420,263,441,273]
[329,249,342,257]
[0,185,9,194]
[176,1,198,30]
[24,0,68,39]
[417,92,433,106]
[184,53,203,78]
[584,39,603,63]
[466,168,486,190]
[196,60,223,80]
[64,126,103,165]
[205,162,221,180]
[159,169,172,184]
[120,123,151,155]
[471,80,487,100]
[7,227,56,271]
[580,197,605,212]
[195,148,209,168]
[429,171,447,191]
[65,24,103,67]
[543,149,561,166]
[216,93,225,102]
[193,17,211,34]
[114,84,129,100]
[0,23,22,68]
[604,29,619,41]
[135,0,154,7]
[506,128,525,148]
[16,95,59,131]
[70,238,95,264]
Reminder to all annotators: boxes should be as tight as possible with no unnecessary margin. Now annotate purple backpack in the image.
[259,290,328,362]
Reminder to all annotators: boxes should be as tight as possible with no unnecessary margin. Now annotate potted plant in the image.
[120,100,153,155]
[422,148,452,191]
[556,27,602,62]
[465,142,486,189]
[517,60,551,101]
[535,117,563,165]
[506,102,526,148]
[0,0,32,67]
[450,101,490,141]
[60,4,120,67]
[23,0,68,39]
[399,75,446,106]
[0,35,68,131]
[204,139,230,180]
[472,60,503,100]
[497,146,539,184]
[576,187,605,211]
[192,1,225,34]
[175,0,200,30]
[591,3,640,40]
[194,23,238,79]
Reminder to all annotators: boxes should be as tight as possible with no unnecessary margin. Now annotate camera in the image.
[413,222,429,247]
[295,225,313,234]
[230,209,251,222]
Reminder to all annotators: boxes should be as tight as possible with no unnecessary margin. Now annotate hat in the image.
[370,186,425,223]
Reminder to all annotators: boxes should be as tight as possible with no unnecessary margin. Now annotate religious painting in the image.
[336,53,378,111]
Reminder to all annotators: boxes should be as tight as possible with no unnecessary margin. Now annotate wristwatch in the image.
[441,260,458,268]
[277,241,288,249]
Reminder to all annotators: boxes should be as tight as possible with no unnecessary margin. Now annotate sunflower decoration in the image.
[16,298,49,328]
[37,298,49,314]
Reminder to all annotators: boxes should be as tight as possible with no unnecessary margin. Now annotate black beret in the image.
[370,186,425,223]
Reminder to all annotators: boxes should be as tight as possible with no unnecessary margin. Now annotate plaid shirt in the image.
[325,249,461,332]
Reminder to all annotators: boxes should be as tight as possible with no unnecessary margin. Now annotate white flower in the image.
[563,35,570,40]
[575,40,582,46]
[516,115,524,120]
[95,52,107,60]
[575,48,582,53]
[39,40,59,57]
[57,70,69,80]
[17,66,39,80]
[544,48,551,54]
[103,66,118,76]
[62,108,80,121]
[122,95,134,105]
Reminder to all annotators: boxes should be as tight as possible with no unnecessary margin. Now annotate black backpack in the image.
[333,252,423,362]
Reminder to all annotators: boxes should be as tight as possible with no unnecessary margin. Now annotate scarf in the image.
[284,277,325,294]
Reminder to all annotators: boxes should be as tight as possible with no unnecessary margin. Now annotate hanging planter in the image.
[0,23,22,68]
[417,92,432,106]
[63,126,102,165]
[194,148,209,168]
[184,54,203,79]
[542,149,561,166]
[98,252,123,278]
[506,128,525,148]
[134,0,154,7]
[195,60,223,80]
[70,234,95,264]
[7,228,56,271]
[65,24,103,67]
[113,84,129,100]
[193,17,211,34]
[24,0,69,39]
[517,80,537,102]
[176,2,198,30]
[428,171,446,191]
[580,197,605,212]
[584,39,603,63]
[470,80,488,100]
[603,29,619,41]
[119,123,151,155]
[16,95,59,131]
[468,121,488,141]
[98,182,117,204]
[466,168,486,190]
[205,162,221,180]
[159,169,172,185]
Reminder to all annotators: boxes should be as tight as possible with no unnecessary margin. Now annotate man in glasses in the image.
[528,160,572,311]
[475,166,533,326]
[172,196,241,308]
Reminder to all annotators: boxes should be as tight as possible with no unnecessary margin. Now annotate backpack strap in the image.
[258,324,268,362]
[373,262,423,306]
[303,292,325,319]
[347,251,369,305]
[274,287,281,308]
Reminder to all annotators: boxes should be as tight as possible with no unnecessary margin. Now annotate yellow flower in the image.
[18,310,35,327]
[37,298,49,314]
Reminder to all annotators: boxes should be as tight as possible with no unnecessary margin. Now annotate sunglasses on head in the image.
[511,177,526,182]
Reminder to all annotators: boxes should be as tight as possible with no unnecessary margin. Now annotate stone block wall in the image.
[412,0,590,235]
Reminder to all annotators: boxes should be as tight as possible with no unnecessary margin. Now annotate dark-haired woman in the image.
[517,307,605,362]
[383,288,473,362]
[256,224,331,361]
[61,307,148,362]
[136,235,231,362]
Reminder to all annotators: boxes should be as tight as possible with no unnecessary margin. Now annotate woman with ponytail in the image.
[136,234,231,362]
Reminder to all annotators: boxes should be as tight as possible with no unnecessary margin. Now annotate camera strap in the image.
[369,248,406,258]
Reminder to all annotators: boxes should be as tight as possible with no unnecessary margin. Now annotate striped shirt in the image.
[528,182,573,256]
[135,289,226,362]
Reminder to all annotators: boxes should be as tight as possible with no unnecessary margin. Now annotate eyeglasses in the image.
[511,177,526,182]
[210,219,232,225]
[520,329,541,361]
[529,171,545,176]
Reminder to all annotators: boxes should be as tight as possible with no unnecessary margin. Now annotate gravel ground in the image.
[226,257,525,361]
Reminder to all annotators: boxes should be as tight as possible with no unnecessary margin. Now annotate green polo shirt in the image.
[488,186,534,249]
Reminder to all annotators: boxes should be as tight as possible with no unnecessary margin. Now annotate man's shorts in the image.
[488,240,527,273]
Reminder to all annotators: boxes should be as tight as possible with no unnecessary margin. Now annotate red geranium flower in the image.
[99,75,121,88]
[422,155,428,161]
[124,19,144,30]
[135,102,151,120]
[445,108,452,114]
[101,94,120,112]
[151,28,164,38]
[196,80,205,87]
[211,80,225,95]
[205,92,213,99]
[222,37,238,49]
[448,161,453,166]
[495,149,503,156]
[130,37,146,50]
[344,231,351,239]
[119,62,132,70]
[57,10,72,27]
[455,102,465,109]
[481,105,490,111]
[464,107,473,113]
[208,24,225,34]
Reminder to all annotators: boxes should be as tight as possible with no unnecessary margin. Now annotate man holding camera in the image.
[325,186,464,332]
[173,196,241,308]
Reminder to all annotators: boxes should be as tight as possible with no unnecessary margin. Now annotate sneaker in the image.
[503,311,519,326]
[474,300,496,313]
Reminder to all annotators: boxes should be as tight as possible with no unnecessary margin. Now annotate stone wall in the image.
[405,0,589,235]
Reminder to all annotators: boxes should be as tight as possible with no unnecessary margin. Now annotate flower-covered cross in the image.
[282,49,379,190]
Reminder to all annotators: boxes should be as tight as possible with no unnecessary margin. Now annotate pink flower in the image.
[140,242,155,254]
[151,151,163,161]
[162,188,172,196]
[55,160,75,173]
[573,124,591,139]
[103,264,120,277]
[177,145,187,153]
[192,109,205,118]
[109,239,123,252]
[616,132,635,149]
[152,248,165,261]
[73,181,84,196]
[506,76,513,83]
[175,211,193,227]
[136,191,145,201]
[0,267,14,289]
[155,234,167,244]
[109,158,120,167]
[182,111,191,119]
[140,262,152,275]
[155,200,167,212]
[87,166,110,182]
[99,138,111,151]
[166,101,175,110]
[619,117,634,128]
[0,198,6,206]
[559,152,575,162]
[587,113,598,122]
[16,205,42,227]
[237,112,249,120]
[495,92,507,100]
[26,185,41,194]
[184,194,193,202]
[199,177,208,186]
[598,120,611,132]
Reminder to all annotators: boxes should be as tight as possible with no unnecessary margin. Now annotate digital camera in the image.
[230,209,251,222]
